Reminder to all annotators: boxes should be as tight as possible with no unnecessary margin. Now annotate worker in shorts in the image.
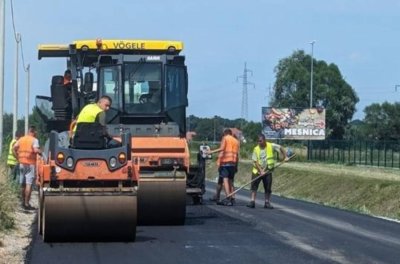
[209,134,240,204]
[247,134,288,209]
[13,126,41,210]
[207,128,239,206]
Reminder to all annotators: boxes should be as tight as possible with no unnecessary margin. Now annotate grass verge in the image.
[205,160,400,220]
[0,166,17,235]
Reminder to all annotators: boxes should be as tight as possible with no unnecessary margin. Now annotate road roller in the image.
[36,130,139,242]
[35,39,205,234]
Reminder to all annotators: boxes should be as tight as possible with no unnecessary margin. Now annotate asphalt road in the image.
[28,182,400,264]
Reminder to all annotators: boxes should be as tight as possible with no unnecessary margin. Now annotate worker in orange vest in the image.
[13,126,41,211]
[207,128,239,206]
[63,69,72,85]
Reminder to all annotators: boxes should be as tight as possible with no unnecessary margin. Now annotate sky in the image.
[2,0,400,122]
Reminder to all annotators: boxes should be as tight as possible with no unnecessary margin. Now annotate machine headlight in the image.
[110,157,117,168]
[118,152,127,164]
[66,157,74,168]
[56,152,65,164]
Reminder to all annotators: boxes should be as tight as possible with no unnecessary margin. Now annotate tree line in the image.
[271,50,399,141]
[2,107,45,154]
[190,50,399,142]
[2,49,399,147]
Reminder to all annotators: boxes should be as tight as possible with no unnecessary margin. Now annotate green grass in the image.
[0,166,17,232]
[205,159,400,220]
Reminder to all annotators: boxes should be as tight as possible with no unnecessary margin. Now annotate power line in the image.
[10,0,18,41]
[20,37,27,71]
[10,0,27,71]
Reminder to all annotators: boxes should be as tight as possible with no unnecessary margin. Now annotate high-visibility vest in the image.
[7,138,18,166]
[17,135,37,165]
[218,135,239,164]
[252,143,275,174]
[73,103,103,132]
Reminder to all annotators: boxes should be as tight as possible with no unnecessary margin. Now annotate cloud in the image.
[348,52,366,63]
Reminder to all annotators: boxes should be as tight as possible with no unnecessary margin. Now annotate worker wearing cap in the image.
[13,126,41,211]
[207,128,239,206]
[247,134,287,209]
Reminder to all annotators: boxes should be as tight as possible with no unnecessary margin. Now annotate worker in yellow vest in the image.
[74,95,111,131]
[7,131,23,181]
[73,95,120,148]
[247,134,288,209]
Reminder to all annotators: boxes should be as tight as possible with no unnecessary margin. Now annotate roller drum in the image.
[138,179,186,225]
[42,194,137,242]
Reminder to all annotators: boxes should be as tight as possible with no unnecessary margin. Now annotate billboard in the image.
[262,107,326,140]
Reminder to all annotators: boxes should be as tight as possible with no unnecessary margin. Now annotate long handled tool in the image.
[223,154,296,200]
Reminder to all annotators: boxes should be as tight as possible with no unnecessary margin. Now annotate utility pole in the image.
[237,62,255,121]
[308,40,316,161]
[0,0,5,156]
[13,33,20,138]
[25,64,30,134]
[310,40,315,108]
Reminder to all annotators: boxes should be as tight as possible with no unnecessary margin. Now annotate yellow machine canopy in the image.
[38,39,184,59]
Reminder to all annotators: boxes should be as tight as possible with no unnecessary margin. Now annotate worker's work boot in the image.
[209,196,220,203]
[217,198,233,206]
[264,202,274,209]
[246,201,255,208]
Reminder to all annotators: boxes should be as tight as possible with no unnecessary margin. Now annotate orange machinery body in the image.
[131,136,189,225]
[37,159,139,184]
[131,137,189,169]
[36,131,140,242]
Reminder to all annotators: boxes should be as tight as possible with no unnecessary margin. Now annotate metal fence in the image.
[308,140,400,169]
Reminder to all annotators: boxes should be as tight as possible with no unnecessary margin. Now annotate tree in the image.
[2,113,24,142]
[363,102,400,140]
[241,121,262,143]
[271,50,359,139]
[29,106,48,143]
[186,114,261,142]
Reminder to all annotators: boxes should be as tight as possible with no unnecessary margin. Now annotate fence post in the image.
[370,142,373,166]
[377,142,380,167]
[328,140,331,161]
[392,146,394,168]
[348,141,351,164]
[384,141,387,168]
[337,141,340,163]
